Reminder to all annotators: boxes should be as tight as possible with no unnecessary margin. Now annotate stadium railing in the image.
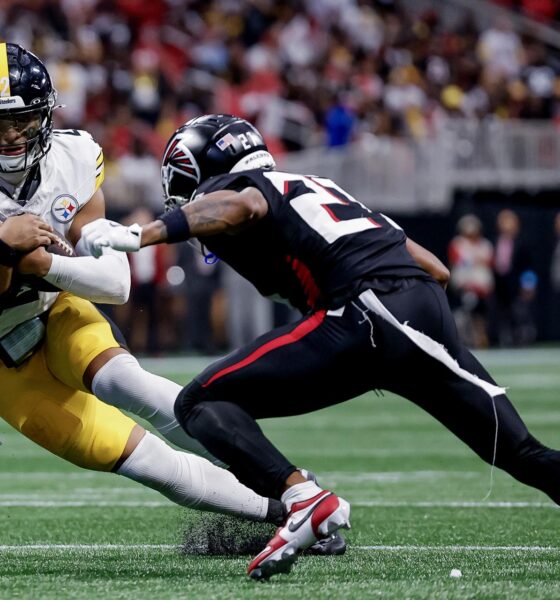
[277,120,560,214]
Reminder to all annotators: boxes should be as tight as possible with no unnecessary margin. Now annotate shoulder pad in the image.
[51,129,105,206]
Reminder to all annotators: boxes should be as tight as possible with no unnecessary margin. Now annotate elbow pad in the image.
[43,249,131,305]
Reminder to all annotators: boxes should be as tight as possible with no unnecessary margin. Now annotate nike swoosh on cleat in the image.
[287,493,333,532]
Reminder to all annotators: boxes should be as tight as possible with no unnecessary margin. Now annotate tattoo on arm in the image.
[141,188,267,247]
[184,197,251,236]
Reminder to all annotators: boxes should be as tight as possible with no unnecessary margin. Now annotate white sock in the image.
[117,431,268,520]
[281,480,323,512]
[92,353,224,466]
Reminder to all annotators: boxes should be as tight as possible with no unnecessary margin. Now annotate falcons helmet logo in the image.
[161,136,201,199]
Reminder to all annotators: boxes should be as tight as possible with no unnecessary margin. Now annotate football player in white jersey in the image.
[0,42,287,526]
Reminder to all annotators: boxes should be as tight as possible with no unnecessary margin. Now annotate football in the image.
[45,231,77,258]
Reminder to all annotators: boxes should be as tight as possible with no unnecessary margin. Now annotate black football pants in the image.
[175,278,560,501]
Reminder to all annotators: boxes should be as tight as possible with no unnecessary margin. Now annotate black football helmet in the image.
[161,114,275,207]
[0,43,58,173]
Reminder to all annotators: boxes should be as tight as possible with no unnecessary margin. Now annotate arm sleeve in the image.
[43,248,131,305]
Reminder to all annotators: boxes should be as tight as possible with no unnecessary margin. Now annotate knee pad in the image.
[174,380,208,429]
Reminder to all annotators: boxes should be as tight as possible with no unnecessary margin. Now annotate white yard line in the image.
[356,545,560,552]
[352,500,557,508]
[474,348,560,367]
[0,471,110,480]
[0,470,478,480]
[0,544,177,551]
[0,500,170,507]
[503,374,560,387]
[320,470,479,482]
[0,499,555,508]
[0,543,558,553]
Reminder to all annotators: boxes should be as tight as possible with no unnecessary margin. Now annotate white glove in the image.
[79,218,115,257]
[80,218,142,258]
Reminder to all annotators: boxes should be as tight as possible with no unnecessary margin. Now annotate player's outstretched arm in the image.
[405,237,450,288]
[81,187,268,256]
[141,187,268,245]
[16,189,131,304]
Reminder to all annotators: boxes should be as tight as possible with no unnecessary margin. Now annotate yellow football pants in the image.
[0,292,136,471]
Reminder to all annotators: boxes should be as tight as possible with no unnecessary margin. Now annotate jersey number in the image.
[289,176,380,243]
[54,129,82,136]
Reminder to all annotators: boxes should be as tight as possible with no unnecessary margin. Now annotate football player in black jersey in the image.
[82,114,560,581]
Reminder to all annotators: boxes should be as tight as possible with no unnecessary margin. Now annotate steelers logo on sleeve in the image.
[51,194,78,223]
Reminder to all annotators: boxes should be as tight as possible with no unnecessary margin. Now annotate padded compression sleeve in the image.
[43,248,131,304]
[91,353,225,466]
[117,431,269,520]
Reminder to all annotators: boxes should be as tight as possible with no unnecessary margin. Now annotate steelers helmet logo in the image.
[51,194,78,223]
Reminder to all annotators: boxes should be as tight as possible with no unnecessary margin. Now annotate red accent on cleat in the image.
[247,489,351,581]
[247,531,288,575]
[310,493,341,536]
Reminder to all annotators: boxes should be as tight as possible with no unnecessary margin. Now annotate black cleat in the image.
[306,530,347,555]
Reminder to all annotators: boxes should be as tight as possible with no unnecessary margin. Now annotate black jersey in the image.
[195,169,430,312]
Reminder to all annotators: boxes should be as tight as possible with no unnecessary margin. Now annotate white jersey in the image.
[0,129,104,337]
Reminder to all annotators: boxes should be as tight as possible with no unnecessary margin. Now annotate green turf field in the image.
[2,348,560,599]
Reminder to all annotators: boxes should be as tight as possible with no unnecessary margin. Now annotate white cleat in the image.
[247,490,351,581]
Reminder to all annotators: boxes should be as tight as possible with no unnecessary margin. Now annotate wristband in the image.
[0,239,20,267]
[159,207,191,244]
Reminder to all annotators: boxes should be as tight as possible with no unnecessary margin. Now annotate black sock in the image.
[182,400,296,498]
[265,499,286,525]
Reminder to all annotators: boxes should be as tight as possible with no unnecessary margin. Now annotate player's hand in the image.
[17,247,52,277]
[81,218,142,258]
[0,213,56,252]
[79,218,116,257]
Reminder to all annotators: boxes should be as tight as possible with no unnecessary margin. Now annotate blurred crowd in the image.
[448,209,540,348]
[3,0,560,212]
[1,0,560,352]
[492,0,560,23]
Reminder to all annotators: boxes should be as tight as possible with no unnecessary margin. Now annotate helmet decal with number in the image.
[161,114,275,205]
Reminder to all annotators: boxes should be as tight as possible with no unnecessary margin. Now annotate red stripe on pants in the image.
[202,310,327,388]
